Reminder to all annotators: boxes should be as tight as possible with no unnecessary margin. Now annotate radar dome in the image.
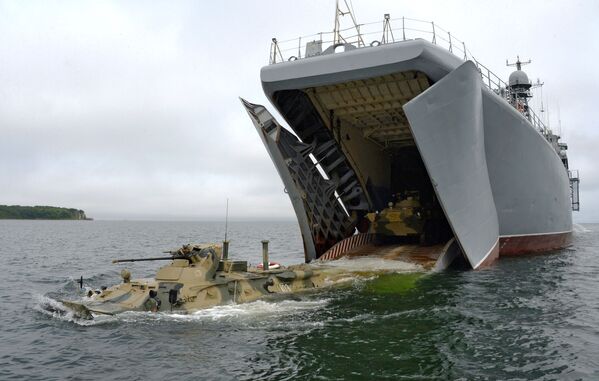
[509,70,531,88]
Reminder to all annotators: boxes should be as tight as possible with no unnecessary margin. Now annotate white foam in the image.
[34,294,115,326]
[573,223,591,233]
[165,298,330,322]
[35,293,331,327]
[314,256,424,273]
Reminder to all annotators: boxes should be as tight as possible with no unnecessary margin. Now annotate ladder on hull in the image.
[569,170,580,211]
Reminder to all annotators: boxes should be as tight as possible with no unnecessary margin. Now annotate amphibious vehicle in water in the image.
[366,191,448,246]
[242,1,579,269]
[63,241,437,319]
[62,243,329,318]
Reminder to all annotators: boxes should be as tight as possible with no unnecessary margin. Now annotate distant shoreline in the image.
[0,205,92,220]
[0,218,94,221]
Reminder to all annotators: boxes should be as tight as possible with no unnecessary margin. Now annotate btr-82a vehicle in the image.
[62,243,367,319]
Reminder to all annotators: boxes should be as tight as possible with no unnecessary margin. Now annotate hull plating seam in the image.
[498,231,572,256]
[499,230,572,238]
[473,237,500,269]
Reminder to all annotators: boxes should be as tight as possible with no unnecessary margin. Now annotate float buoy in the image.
[257,262,281,270]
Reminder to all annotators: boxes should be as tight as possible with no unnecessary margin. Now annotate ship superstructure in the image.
[242,3,579,269]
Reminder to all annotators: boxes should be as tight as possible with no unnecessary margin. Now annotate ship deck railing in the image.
[269,16,552,139]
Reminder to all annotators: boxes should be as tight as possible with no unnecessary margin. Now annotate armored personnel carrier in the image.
[62,242,368,319]
[366,191,448,245]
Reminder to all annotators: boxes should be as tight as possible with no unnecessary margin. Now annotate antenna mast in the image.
[557,102,562,137]
[531,77,545,123]
[382,14,395,44]
[532,78,545,113]
[506,55,531,70]
[333,0,364,47]
[506,55,534,121]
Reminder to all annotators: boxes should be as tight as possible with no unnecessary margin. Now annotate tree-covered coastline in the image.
[0,205,90,220]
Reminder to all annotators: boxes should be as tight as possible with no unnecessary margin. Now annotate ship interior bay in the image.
[273,70,454,252]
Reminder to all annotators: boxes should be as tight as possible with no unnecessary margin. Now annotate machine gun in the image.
[111,244,220,264]
[112,256,189,264]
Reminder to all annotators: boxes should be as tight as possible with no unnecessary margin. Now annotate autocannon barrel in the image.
[111,256,188,264]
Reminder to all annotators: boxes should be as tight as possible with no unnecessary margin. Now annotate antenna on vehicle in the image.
[223,199,230,260]
[224,198,229,242]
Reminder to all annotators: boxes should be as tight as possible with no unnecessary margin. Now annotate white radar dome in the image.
[509,70,531,87]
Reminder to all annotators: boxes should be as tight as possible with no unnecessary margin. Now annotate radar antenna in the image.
[333,0,365,47]
[506,55,531,70]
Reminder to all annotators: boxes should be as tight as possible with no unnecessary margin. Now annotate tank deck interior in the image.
[294,70,453,244]
[261,68,460,258]
[343,243,446,270]
[304,71,429,149]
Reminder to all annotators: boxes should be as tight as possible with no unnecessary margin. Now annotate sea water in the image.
[0,220,598,380]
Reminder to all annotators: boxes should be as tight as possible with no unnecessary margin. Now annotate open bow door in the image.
[403,61,499,269]
[241,98,355,262]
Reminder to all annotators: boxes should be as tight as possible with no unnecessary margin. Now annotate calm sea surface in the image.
[0,220,598,380]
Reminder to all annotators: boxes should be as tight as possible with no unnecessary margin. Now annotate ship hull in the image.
[499,231,572,256]
[249,39,572,269]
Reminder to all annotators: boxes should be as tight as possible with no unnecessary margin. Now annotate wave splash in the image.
[34,293,331,327]
[573,223,591,233]
[35,256,423,327]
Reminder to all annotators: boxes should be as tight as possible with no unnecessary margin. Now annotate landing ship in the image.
[242,3,580,269]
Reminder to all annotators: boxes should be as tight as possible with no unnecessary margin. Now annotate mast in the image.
[506,56,533,120]
[333,0,364,47]
[506,55,531,71]
[333,0,340,44]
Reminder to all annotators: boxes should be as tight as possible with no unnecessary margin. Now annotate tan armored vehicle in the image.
[367,192,425,238]
[62,242,361,319]
[366,191,446,245]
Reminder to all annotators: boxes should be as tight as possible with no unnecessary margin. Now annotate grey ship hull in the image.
[243,39,572,269]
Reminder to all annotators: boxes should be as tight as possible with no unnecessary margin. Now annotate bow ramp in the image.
[240,98,356,262]
[403,61,500,269]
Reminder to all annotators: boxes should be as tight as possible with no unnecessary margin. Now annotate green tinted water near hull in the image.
[366,272,424,294]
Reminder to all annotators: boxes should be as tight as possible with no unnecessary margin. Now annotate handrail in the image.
[268,16,553,139]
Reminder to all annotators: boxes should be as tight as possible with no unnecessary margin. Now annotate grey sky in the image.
[1,0,598,221]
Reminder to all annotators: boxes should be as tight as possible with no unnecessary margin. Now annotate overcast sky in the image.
[1,0,598,221]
